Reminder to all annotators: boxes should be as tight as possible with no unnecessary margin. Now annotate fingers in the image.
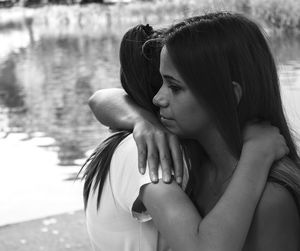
[285,146,290,155]
[147,142,159,183]
[280,134,290,156]
[156,133,172,183]
[272,128,289,159]
[168,135,183,184]
[243,120,291,161]
[133,121,183,184]
[269,127,289,159]
[136,139,147,174]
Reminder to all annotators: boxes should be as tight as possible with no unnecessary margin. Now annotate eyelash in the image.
[168,84,181,93]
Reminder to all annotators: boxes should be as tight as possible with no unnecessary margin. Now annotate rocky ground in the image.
[0,210,91,251]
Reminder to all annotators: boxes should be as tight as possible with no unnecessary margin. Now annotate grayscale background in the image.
[0,0,299,250]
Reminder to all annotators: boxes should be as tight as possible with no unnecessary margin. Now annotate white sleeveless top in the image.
[85,134,189,251]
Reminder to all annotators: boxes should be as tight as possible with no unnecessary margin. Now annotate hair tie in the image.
[142,24,153,36]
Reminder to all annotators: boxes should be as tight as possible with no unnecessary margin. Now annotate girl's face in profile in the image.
[153,46,213,139]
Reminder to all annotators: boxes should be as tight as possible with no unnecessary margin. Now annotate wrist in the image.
[240,143,274,172]
[134,110,160,128]
[243,141,274,162]
[235,152,271,197]
[131,108,152,129]
[132,116,145,129]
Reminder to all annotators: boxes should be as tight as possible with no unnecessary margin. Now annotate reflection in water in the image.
[0,19,122,167]
[0,57,25,108]
[0,13,300,169]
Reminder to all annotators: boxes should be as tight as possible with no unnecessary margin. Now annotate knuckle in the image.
[138,157,146,166]
[148,153,159,162]
[161,155,171,163]
[133,133,143,142]
[168,133,176,140]
[143,132,152,140]
[138,149,146,157]
[149,164,157,172]
[155,131,165,138]
[162,167,171,174]
[175,168,183,175]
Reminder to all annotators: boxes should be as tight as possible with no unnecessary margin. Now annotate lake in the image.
[1,5,300,172]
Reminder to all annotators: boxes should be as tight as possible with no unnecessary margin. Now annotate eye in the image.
[168,84,181,93]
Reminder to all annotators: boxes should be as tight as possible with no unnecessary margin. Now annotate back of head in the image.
[79,24,164,210]
[120,24,163,113]
[164,12,300,205]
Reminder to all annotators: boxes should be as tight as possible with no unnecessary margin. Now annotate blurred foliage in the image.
[1,0,300,33]
[250,0,300,33]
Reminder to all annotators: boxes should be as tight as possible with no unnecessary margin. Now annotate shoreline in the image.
[0,132,84,227]
[0,210,90,251]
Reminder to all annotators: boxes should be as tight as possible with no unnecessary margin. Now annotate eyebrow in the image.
[162,74,181,84]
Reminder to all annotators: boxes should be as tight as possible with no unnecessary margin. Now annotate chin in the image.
[164,125,181,135]
[172,129,190,139]
[176,129,200,140]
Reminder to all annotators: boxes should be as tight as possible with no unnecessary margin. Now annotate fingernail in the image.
[176,177,182,184]
[151,174,158,183]
[140,168,145,174]
[163,175,170,183]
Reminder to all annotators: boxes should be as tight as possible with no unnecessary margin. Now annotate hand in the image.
[242,121,289,164]
[133,119,183,184]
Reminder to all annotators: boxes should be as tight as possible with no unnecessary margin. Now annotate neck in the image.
[196,127,237,183]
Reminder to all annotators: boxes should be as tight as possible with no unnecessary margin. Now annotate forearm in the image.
[88,88,150,130]
[142,151,273,251]
[197,149,273,251]
[143,124,286,251]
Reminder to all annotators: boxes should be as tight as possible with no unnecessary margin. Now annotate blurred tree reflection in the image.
[1,28,120,165]
[1,5,299,166]
[0,57,25,108]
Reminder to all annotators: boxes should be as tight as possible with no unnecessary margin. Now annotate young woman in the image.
[81,14,298,251]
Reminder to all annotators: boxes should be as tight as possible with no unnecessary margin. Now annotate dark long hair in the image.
[79,24,163,210]
[163,12,300,205]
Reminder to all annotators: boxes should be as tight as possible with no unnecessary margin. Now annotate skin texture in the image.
[156,46,241,186]
[88,87,298,250]
[154,46,214,139]
[243,182,300,250]
[151,46,299,250]
[140,142,294,251]
[87,21,299,249]
[89,88,183,183]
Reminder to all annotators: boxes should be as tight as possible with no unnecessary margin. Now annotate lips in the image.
[160,113,173,120]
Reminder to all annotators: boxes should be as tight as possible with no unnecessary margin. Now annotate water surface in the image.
[0,9,300,171]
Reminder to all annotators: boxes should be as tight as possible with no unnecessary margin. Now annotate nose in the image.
[152,85,169,108]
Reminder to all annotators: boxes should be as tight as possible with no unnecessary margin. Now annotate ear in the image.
[232,81,242,105]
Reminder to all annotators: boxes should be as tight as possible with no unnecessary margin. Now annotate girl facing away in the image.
[82,13,300,251]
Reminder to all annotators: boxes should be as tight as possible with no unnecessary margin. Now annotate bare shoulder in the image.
[243,182,300,251]
[259,182,299,220]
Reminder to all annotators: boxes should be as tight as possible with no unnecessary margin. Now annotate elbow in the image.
[88,91,102,110]
[88,90,108,126]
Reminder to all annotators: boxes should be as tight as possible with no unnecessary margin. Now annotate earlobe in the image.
[232,81,242,105]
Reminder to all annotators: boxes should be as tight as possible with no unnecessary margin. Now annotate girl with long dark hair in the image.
[81,13,298,251]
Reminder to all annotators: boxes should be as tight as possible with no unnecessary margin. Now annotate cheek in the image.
[173,99,210,136]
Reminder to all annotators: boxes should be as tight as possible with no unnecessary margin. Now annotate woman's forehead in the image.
[159,46,182,82]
